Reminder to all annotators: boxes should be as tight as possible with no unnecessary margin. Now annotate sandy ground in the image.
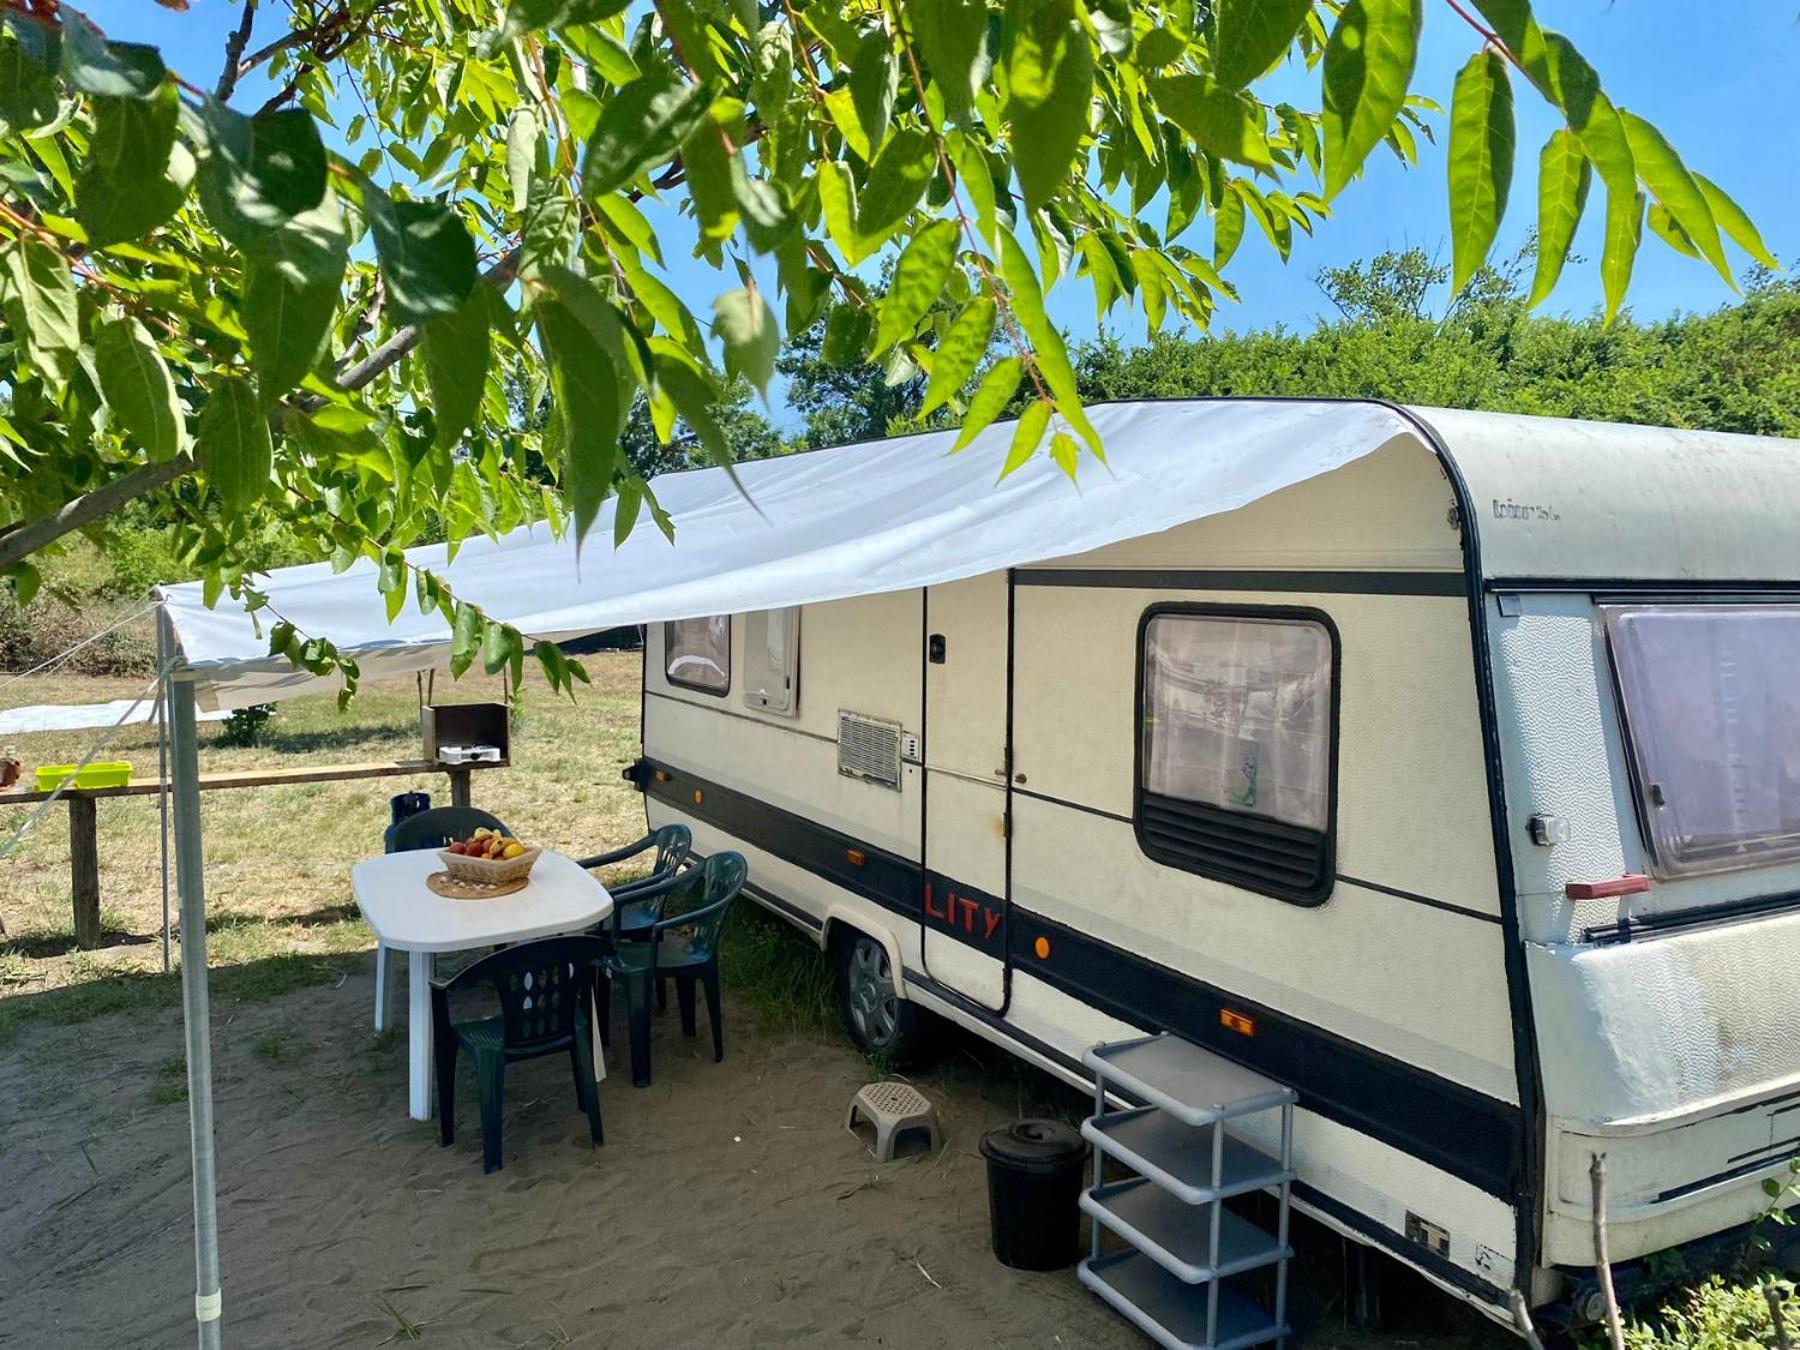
[0,952,1511,1349]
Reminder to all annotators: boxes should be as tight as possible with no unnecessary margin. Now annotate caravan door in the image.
[920,573,1011,1008]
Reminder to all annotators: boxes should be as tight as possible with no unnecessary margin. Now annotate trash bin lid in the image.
[979,1118,1087,1171]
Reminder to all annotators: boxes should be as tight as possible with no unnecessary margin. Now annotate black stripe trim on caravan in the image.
[901,965,1510,1306]
[1336,874,1504,925]
[1016,567,1467,597]
[640,756,1521,1200]
[1008,907,1520,1198]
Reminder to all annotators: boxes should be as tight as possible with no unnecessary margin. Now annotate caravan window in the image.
[1602,604,1800,877]
[744,608,800,715]
[664,616,730,695]
[1136,607,1337,905]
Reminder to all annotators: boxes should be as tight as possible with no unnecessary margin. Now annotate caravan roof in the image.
[158,399,1800,709]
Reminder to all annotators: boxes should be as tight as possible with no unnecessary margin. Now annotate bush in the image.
[217,704,277,748]
[0,592,155,676]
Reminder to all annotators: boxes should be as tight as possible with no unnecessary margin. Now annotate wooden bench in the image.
[0,758,508,948]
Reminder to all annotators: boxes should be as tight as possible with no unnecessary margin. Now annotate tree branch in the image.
[215,0,258,101]
[0,458,194,576]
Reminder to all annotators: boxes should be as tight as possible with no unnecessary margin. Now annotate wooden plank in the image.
[69,795,100,949]
[0,758,508,806]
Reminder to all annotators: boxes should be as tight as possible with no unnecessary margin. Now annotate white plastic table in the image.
[351,849,614,1121]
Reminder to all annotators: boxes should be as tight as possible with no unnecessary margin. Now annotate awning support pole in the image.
[156,613,172,974]
[165,608,223,1348]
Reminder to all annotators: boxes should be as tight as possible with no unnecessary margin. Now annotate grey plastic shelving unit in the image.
[1078,1033,1296,1350]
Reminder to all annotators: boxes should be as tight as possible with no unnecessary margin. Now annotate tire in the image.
[835,929,929,1062]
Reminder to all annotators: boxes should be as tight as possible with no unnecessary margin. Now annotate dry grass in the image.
[0,653,647,1002]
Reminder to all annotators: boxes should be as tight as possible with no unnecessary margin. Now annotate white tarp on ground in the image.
[158,399,1420,710]
[0,699,228,735]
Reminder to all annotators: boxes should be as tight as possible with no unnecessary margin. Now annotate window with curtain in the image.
[1603,603,1800,877]
[1137,609,1336,903]
[664,615,730,695]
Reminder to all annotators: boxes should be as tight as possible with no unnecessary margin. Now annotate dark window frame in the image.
[663,616,732,697]
[1133,602,1341,907]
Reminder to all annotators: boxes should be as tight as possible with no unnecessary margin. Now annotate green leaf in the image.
[656,356,729,466]
[818,160,875,266]
[731,161,794,253]
[1212,0,1312,89]
[368,196,478,326]
[1693,174,1778,272]
[922,296,996,414]
[1599,185,1643,327]
[910,0,989,121]
[244,254,342,404]
[196,107,329,249]
[1527,130,1590,308]
[999,229,1099,454]
[498,0,631,44]
[423,290,492,450]
[200,377,273,512]
[614,248,704,349]
[1214,187,1246,269]
[449,603,481,680]
[536,296,621,546]
[1618,110,1731,288]
[950,134,999,246]
[1,236,81,388]
[953,356,1024,450]
[505,106,538,214]
[1151,75,1272,169]
[481,621,518,677]
[821,303,873,366]
[682,118,738,242]
[60,12,163,98]
[1002,0,1093,210]
[1537,34,1633,199]
[1000,398,1050,478]
[76,84,191,247]
[582,74,712,198]
[1320,0,1422,199]
[1446,50,1514,295]
[875,220,959,356]
[1645,202,1699,260]
[0,35,59,135]
[848,30,898,158]
[712,285,780,396]
[94,317,184,462]
[856,128,935,241]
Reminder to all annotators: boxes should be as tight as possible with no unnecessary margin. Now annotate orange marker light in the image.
[846,849,867,867]
[692,790,704,805]
[1220,1008,1256,1037]
[1033,936,1051,960]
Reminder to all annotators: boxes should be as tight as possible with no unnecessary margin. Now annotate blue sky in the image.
[88,1,1797,417]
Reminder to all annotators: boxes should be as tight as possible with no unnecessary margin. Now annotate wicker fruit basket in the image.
[437,844,542,885]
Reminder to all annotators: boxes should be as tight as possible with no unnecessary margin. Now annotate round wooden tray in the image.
[427,870,529,900]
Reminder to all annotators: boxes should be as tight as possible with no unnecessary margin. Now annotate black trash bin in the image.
[979,1118,1090,1271]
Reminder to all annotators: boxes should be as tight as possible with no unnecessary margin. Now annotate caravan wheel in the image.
[836,932,925,1059]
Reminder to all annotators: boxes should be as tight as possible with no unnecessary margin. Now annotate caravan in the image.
[628,398,1800,1327]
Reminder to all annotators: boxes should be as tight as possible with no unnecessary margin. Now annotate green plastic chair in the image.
[431,934,608,1173]
[374,806,513,1033]
[575,824,693,943]
[386,805,509,854]
[598,852,745,1089]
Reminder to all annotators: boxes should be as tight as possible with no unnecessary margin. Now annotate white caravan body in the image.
[616,399,1800,1325]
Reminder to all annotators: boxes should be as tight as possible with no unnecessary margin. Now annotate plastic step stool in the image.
[846,1081,941,1162]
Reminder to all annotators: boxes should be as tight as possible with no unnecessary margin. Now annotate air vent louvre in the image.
[838,711,902,790]
[1138,793,1329,901]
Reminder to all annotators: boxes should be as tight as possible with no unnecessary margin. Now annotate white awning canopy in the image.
[158,399,1419,709]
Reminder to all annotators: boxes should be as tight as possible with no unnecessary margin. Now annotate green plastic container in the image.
[34,762,133,792]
